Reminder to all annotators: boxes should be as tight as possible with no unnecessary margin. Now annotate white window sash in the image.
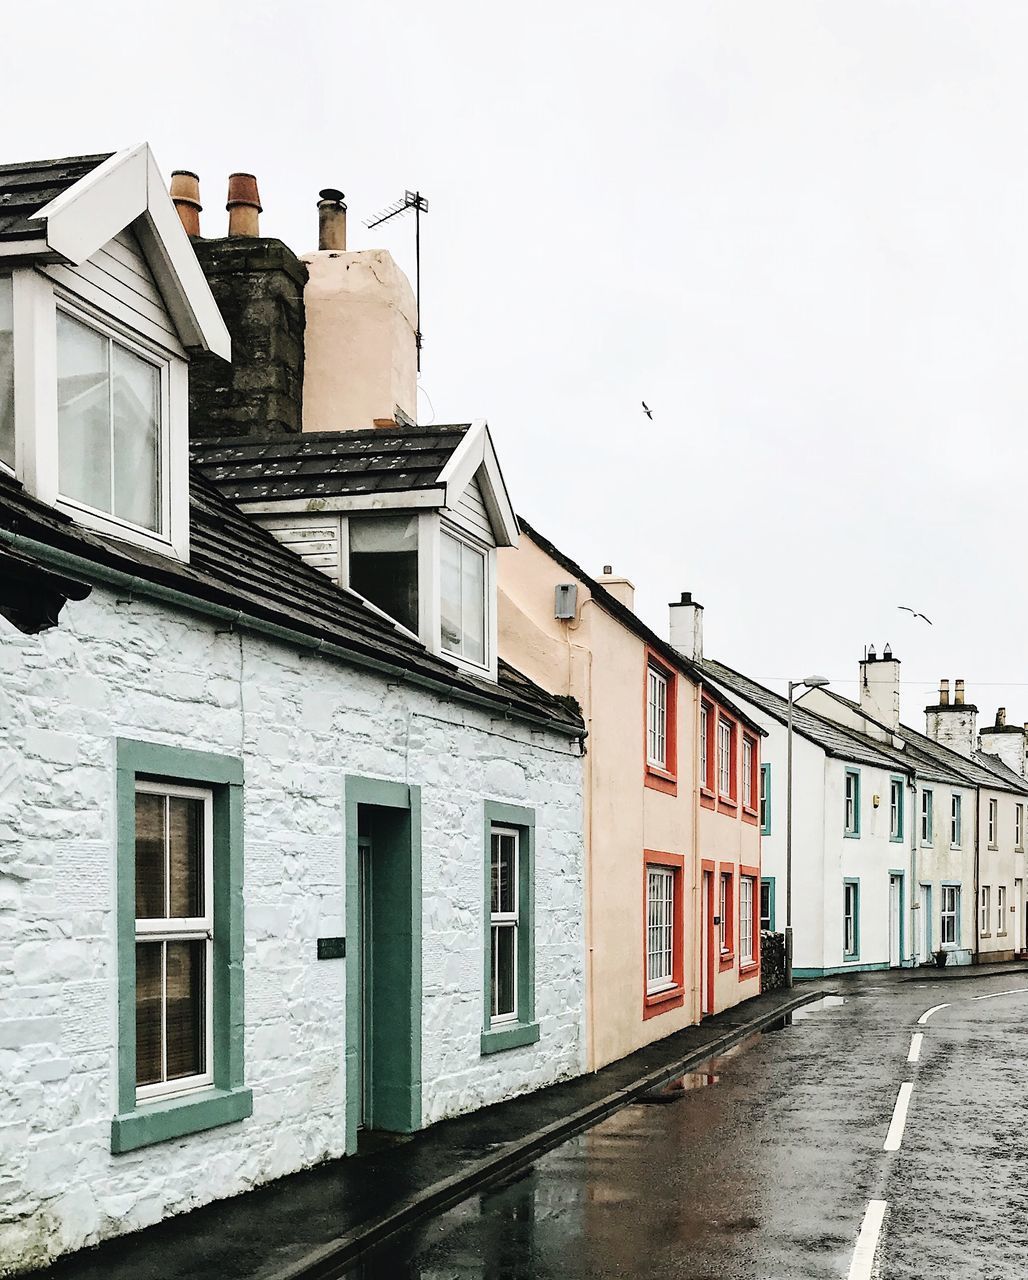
[440,526,490,670]
[134,781,215,1103]
[718,722,732,797]
[646,866,675,994]
[739,877,754,964]
[647,668,668,769]
[489,826,520,1025]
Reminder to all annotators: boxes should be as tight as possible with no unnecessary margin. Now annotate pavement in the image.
[341,966,1028,1279]
[34,962,1028,1280]
[34,982,825,1280]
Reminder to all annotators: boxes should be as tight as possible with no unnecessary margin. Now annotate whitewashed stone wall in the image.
[0,583,585,1274]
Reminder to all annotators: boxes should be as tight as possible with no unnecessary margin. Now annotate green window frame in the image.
[759,876,775,932]
[111,739,250,1154]
[950,793,962,848]
[889,777,905,843]
[843,878,860,960]
[844,769,861,838]
[482,801,539,1055]
[760,763,772,835]
[921,788,934,845]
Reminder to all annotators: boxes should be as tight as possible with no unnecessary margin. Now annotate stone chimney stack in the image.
[925,676,978,758]
[596,566,635,611]
[301,188,417,432]
[668,591,704,662]
[979,706,1028,778]
[859,645,901,729]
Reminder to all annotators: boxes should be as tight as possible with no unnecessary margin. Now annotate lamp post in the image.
[786,675,830,987]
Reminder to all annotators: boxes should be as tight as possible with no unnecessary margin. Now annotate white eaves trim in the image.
[27,144,230,360]
[437,420,519,548]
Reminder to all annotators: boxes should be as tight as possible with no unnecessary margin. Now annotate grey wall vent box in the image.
[555,583,578,620]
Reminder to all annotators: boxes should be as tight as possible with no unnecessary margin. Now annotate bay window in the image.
[57,308,163,534]
[0,275,12,469]
[441,528,487,666]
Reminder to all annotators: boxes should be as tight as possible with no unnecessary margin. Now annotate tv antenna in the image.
[364,190,429,372]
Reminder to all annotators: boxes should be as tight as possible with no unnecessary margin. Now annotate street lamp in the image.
[786,675,830,988]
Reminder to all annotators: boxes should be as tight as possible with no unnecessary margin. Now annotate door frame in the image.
[701,860,715,1015]
[918,882,932,964]
[1015,878,1024,955]
[344,776,422,1154]
[889,870,905,968]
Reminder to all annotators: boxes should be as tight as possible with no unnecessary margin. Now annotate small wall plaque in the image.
[317,936,346,960]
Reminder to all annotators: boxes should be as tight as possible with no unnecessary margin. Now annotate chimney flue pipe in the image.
[170,170,202,236]
[318,188,347,250]
[955,679,966,706]
[227,173,262,237]
[939,678,950,706]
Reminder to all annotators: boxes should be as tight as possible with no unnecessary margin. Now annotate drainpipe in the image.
[565,599,596,1071]
[974,786,981,964]
[909,773,918,965]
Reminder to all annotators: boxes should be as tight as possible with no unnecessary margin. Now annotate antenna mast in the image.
[364,190,429,372]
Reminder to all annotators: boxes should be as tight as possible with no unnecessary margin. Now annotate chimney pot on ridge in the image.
[227,173,262,237]
[317,188,347,251]
[170,170,202,236]
[955,679,965,706]
[997,707,1007,727]
[939,678,950,706]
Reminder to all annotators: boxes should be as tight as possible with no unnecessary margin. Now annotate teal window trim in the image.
[921,788,934,845]
[843,877,860,960]
[482,801,538,1056]
[343,775,422,1154]
[889,869,906,961]
[759,763,772,835]
[759,876,776,931]
[950,793,962,848]
[112,739,250,1155]
[889,776,905,843]
[920,883,933,956]
[844,768,861,838]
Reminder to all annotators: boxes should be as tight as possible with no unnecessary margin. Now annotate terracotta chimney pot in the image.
[170,170,202,237]
[939,678,950,706]
[955,678,965,706]
[318,188,347,251]
[227,173,262,237]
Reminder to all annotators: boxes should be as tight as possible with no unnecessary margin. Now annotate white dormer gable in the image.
[438,420,519,549]
[0,144,230,562]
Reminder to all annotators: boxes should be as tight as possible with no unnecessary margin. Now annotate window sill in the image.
[719,950,735,972]
[889,836,905,844]
[481,1021,540,1056]
[988,844,999,851]
[844,831,861,840]
[718,796,738,811]
[843,953,861,963]
[643,985,685,1019]
[742,804,759,818]
[738,960,759,978]
[645,765,678,796]
[111,1085,252,1154]
[980,932,992,939]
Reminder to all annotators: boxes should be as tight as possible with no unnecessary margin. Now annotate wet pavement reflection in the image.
[343,978,1028,1279]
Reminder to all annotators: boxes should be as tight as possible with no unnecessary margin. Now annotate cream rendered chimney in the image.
[596,566,635,611]
[925,675,978,758]
[668,591,704,662]
[858,646,901,729]
[301,201,417,431]
[979,706,1028,777]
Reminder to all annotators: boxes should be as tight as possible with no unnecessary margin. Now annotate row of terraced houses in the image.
[1,145,1025,1273]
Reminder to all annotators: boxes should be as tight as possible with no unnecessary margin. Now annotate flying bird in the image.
[641,401,653,420]
[899,606,933,625]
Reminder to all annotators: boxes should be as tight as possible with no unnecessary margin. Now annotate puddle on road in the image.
[767,994,847,1031]
[640,1071,720,1102]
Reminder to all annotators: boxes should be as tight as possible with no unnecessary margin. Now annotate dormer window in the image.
[57,308,163,534]
[441,528,487,666]
[348,514,419,634]
[0,276,12,470]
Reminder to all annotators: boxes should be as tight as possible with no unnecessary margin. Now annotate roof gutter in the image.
[0,528,584,741]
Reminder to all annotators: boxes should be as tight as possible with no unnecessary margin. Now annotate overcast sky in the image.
[10,1,1028,725]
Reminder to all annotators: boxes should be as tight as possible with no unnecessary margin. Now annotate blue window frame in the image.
[844,769,861,838]
[843,878,860,960]
[759,877,775,932]
[889,777,904,843]
[759,763,771,835]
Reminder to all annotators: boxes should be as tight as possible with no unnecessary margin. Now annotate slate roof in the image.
[191,426,471,504]
[0,469,584,737]
[813,688,1028,794]
[517,518,766,737]
[976,752,1028,792]
[696,658,915,773]
[0,152,112,242]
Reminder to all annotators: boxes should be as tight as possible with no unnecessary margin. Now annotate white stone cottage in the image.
[0,146,586,1273]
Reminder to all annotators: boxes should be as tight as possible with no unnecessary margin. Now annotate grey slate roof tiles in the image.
[0,153,113,241]
[191,427,471,503]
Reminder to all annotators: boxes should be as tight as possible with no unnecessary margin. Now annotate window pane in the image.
[440,532,462,654]
[57,312,111,514]
[491,831,516,915]
[165,939,205,1081]
[111,343,159,531]
[491,924,516,1018]
[135,941,163,1087]
[462,542,486,664]
[0,276,13,468]
[135,791,166,919]
[168,796,204,918]
[349,515,419,633]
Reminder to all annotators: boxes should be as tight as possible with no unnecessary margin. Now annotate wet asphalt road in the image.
[344,974,1028,1279]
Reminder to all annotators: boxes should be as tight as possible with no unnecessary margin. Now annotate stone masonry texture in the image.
[0,586,585,1274]
[188,237,308,439]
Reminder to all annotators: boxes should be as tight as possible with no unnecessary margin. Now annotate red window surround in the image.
[717,714,738,811]
[739,863,761,980]
[642,849,686,1019]
[700,698,716,808]
[719,864,735,971]
[742,733,760,825]
[643,650,677,796]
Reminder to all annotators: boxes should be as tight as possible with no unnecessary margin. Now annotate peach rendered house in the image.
[499,521,764,1071]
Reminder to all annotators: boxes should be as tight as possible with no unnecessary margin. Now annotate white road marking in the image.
[847,1199,888,1280]
[907,1032,923,1063]
[971,987,1028,1001]
[917,1003,949,1024]
[883,1082,914,1151]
